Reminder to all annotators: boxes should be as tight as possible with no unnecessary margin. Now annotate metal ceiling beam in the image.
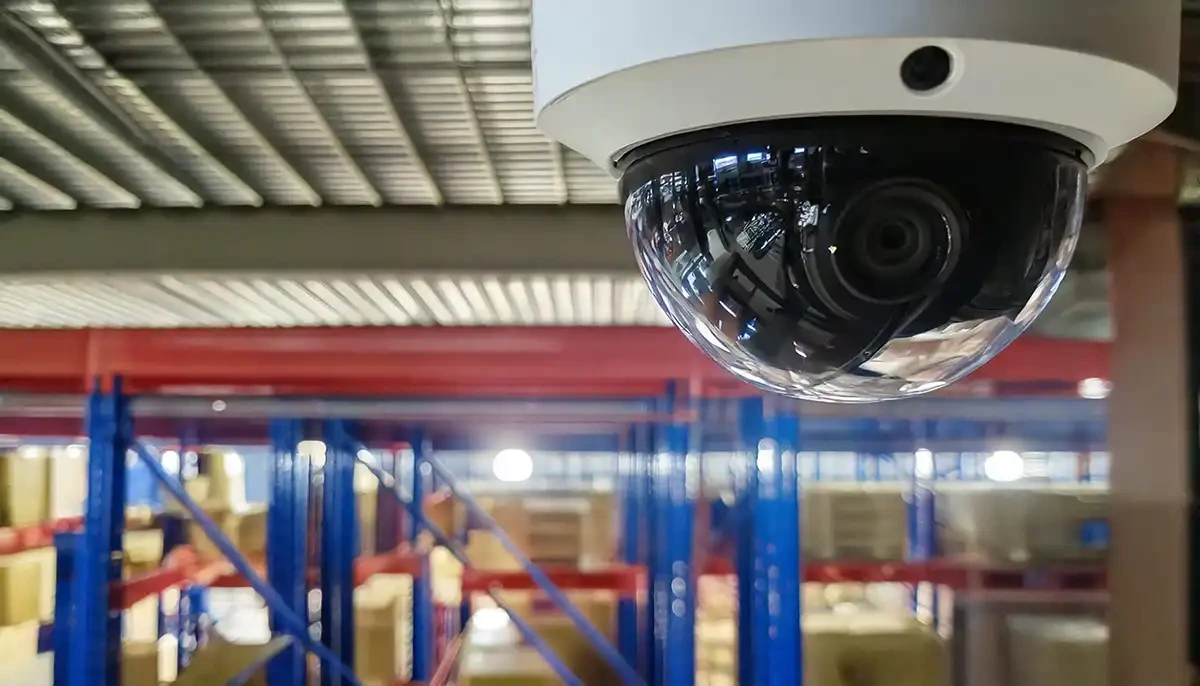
[9,2,262,207]
[143,0,322,207]
[245,0,382,206]
[0,106,139,207]
[0,9,203,208]
[436,0,505,204]
[0,206,631,273]
[0,157,75,210]
[336,0,444,205]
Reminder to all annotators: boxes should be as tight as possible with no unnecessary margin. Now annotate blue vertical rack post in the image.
[72,378,132,686]
[638,419,658,685]
[755,404,802,686]
[52,531,81,686]
[648,396,671,686]
[657,385,695,686]
[322,420,358,686]
[410,431,435,683]
[617,425,642,675]
[736,398,803,686]
[909,424,939,623]
[268,418,309,686]
[734,397,762,686]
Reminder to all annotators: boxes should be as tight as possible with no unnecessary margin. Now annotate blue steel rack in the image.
[31,379,1107,686]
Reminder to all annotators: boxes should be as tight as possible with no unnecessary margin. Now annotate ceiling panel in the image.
[0,0,618,209]
[0,273,671,328]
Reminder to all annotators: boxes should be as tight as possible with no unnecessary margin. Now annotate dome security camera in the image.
[532,0,1180,402]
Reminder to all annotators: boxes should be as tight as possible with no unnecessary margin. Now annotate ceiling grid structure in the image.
[0,0,617,208]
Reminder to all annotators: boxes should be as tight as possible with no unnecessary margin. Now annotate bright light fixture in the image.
[914,448,934,479]
[492,448,533,483]
[756,439,777,473]
[211,399,227,412]
[224,452,245,476]
[472,607,511,632]
[983,450,1025,482]
[1077,377,1112,399]
[162,450,181,475]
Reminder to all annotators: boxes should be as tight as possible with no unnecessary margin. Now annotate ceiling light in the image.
[983,450,1025,482]
[492,448,533,483]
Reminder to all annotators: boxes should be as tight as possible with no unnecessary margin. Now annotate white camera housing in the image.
[532,0,1179,402]
[533,0,1179,172]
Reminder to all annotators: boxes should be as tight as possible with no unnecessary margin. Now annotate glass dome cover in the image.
[619,117,1087,402]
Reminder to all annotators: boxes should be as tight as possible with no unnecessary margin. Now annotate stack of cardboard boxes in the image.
[1007,615,1108,686]
[354,574,414,686]
[937,484,1110,563]
[803,483,909,561]
[0,449,55,679]
[696,574,950,685]
[461,494,614,571]
[453,494,624,686]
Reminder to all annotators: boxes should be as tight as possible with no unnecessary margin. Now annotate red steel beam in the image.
[0,327,1109,398]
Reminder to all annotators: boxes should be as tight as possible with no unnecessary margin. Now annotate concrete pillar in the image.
[1103,140,1192,685]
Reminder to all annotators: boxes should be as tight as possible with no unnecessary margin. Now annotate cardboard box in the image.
[0,620,39,674]
[425,494,455,538]
[125,530,165,567]
[189,506,265,563]
[233,506,268,558]
[0,558,41,626]
[803,484,909,561]
[125,506,157,531]
[938,484,1109,563]
[466,531,524,571]
[460,644,561,686]
[49,446,87,520]
[1008,615,1108,686]
[6,548,57,622]
[202,449,246,512]
[0,450,49,527]
[172,635,290,686]
[695,613,948,686]
[163,476,212,516]
[354,580,411,686]
[122,640,160,686]
[125,595,160,643]
[358,490,378,558]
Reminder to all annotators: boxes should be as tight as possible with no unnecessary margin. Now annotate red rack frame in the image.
[0,328,1109,397]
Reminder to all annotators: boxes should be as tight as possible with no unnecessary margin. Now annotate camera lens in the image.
[833,181,962,304]
[901,46,952,92]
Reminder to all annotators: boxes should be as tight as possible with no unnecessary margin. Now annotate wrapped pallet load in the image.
[1008,615,1108,686]
[937,484,1109,563]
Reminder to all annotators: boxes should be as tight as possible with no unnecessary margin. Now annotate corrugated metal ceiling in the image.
[0,273,671,327]
[0,0,618,210]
